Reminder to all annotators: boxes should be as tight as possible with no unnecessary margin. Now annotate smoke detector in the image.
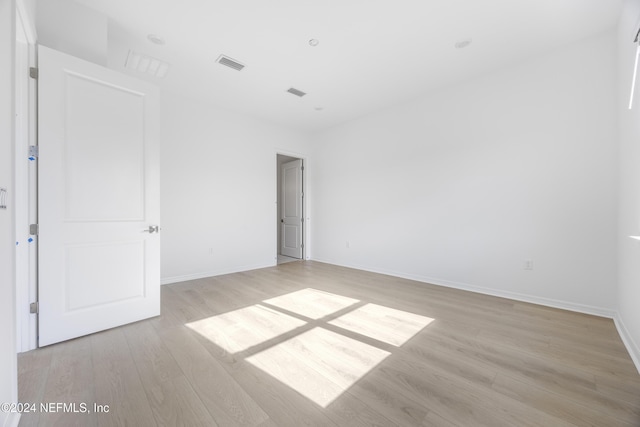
[147,34,165,45]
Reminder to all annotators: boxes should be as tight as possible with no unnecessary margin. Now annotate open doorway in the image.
[277,154,304,264]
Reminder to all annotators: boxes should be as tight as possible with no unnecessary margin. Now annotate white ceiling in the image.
[69,0,622,132]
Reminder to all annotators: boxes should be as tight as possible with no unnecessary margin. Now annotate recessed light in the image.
[314,107,324,111]
[147,34,165,45]
[309,39,319,47]
[455,38,472,49]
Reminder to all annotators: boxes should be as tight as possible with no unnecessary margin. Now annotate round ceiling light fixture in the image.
[309,39,319,47]
[147,34,166,45]
[455,38,472,49]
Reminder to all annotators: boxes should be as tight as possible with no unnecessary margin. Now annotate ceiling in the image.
[66,0,622,132]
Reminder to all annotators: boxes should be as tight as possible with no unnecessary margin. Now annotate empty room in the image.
[2,0,640,426]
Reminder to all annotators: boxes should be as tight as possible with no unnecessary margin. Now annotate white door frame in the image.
[15,0,37,352]
[276,151,309,262]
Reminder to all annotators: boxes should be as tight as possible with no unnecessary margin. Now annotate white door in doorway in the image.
[38,46,161,346]
[281,159,303,259]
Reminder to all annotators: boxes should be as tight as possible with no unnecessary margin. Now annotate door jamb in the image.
[15,0,37,352]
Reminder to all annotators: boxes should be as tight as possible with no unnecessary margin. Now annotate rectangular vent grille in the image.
[125,50,170,78]
[287,87,307,97]
[216,55,245,71]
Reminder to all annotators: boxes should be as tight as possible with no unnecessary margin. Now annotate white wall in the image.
[36,0,107,66]
[310,31,618,315]
[160,91,310,283]
[0,1,19,426]
[617,0,640,370]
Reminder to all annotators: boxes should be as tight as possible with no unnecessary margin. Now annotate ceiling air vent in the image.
[287,87,306,97]
[216,55,245,71]
[125,50,170,78]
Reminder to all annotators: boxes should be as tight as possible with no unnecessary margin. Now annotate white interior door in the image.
[281,159,303,259]
[38,46,160,347]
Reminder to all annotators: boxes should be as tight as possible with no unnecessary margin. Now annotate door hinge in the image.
[29,223,38,235]
[301,218,304,223]
[29,145,39,158]
[301,166,304,171]
[30,302,39,314]
[29,67,38,79]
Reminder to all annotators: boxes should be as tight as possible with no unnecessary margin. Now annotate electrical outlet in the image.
[209,248,214,255]
[523,259,533,270]
[346,241,350,248]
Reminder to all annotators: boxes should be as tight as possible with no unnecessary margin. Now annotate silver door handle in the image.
[143,225,160,233]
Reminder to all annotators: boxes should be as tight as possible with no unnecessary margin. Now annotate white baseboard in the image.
[614,313,640,374]
[312,258,640,372]
[310,258,616,318]
[2,413,20,427]
[161,262,276,285]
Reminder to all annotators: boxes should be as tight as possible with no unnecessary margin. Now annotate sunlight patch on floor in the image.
[187,288,435,407]
[329,303,434,346]
[263,288,360,319]
[186,304,306,353]
[246,327,390,407]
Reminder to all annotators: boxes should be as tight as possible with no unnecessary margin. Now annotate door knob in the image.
[143,225,160,233]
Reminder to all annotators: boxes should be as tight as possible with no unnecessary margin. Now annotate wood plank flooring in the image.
[18,261,640,426]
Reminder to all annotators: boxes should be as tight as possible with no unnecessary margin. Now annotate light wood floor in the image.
[277,254,300,265]
[18,261,640,426]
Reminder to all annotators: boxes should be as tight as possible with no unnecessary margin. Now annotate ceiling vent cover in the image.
[287,87,307,97]
[216,55,245,71]
[125,50,170,78]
